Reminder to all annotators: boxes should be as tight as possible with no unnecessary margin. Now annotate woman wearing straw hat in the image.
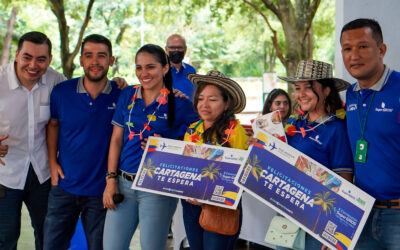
[278,60,354,250]
[102,44,198,250]
[182,70,248,250]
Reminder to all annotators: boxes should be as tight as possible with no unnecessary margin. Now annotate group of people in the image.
[0,17,398,250]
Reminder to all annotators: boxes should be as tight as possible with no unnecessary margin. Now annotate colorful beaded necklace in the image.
[188,119,237,146]
[285,108,346,138]
[126,85,169,140]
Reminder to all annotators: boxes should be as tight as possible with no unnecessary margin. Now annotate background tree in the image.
[1,7,18,65]
[48,0,95,78]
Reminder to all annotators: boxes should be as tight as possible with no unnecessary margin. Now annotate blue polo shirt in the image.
[346,69,400,200]
[171,63,196,100]
[112,86,199,173]
[286,115,353,174]
[50,77,121,196]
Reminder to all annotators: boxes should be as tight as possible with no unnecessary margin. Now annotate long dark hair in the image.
[262,88,292,121]
[296,80,343,115]
[193,83,235,147]
[135,44,175,127]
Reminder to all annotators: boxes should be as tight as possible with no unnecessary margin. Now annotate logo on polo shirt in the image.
[309,135,322,145]
[107,102,116,110]
[158,113,168,119]
[347,104,357,112]
[375,102,393,112]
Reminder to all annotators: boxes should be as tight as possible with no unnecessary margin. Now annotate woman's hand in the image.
[103,179,119,210]
[246,136,257,146]
[141,133,161,150]
[186,198,202,206]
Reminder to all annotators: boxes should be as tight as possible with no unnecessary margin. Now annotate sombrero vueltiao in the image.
[187,70,246,114]
[278,60,351,91]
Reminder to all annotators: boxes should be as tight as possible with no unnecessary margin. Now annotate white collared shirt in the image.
[0,63,66,189]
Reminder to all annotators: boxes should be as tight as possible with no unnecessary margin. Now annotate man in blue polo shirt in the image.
[43,34,121,250]
[341,18,400,249]
[165,34,196,100]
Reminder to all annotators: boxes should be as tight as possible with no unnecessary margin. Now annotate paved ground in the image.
[19,205,272,250]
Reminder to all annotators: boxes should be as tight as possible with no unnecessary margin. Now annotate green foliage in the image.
[0,0,335,79]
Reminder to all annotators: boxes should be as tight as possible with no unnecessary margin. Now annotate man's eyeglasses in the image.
[167,46,185,51]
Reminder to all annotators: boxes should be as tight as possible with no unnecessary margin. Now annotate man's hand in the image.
[112,77,129,90]
[50,162,65,186]
[103,179,119,210]
[0,134,9,166]
[173,89,189,99]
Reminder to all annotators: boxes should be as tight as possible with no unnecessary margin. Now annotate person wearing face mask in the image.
[166,34,196,100]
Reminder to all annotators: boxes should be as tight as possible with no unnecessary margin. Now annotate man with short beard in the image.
[44,34,121,250]
[166,34,196,100]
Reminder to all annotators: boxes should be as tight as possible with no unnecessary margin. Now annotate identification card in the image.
[355,139,368,163]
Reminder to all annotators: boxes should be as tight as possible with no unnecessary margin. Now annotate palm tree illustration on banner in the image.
[143,158,156,178]
[247,153,262,181]
[201,163,221,199]
[312,191,336,232]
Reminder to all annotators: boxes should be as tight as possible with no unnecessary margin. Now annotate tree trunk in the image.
[112,23,128,77]
[48,0,95,78]
[1,7,18,65]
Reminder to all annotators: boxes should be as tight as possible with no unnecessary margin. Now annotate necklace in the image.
[285,110,344,138]
[127,85,169,140]
[188,120,237,146]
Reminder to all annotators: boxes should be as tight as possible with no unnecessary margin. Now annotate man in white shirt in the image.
[0,31,66,250]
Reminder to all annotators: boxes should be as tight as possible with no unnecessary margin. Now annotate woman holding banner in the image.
[101,44,198,250]
[182,70,248,250]
[278,60,354,249]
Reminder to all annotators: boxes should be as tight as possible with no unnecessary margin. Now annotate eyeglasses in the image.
[272,100,289,106]
[167,46,185,51]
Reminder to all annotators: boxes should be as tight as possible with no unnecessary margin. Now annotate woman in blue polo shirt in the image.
[102,44,198,250]
[182,70,248,250]
[278,60,354,250]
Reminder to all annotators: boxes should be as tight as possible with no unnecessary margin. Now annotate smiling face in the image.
[135,52,169,92]
[14,41,52,89]
[341,27,386,88]
[294,81,330,121]
[196,84,228,128]
[270,94,290,119]
[80,42,114,83]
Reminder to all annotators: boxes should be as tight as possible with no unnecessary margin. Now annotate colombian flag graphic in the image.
[147,139,158,152]
[221,191,238,206]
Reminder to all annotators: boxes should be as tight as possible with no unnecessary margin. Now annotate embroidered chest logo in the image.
[107,102,116,110]
[158,113,168,119]
[309,135,322,145]
[347,103,357,112]
[375,102,393,112]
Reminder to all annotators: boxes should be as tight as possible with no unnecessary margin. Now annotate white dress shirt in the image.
[0,63,66,189]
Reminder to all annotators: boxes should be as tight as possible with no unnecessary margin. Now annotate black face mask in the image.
[169,51,184,64]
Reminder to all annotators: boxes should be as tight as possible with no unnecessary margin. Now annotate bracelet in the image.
[106,172,117,179]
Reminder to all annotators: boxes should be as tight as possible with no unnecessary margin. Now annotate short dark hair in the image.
[262,88,292,121]
[340,18,383,45]
[81,34,112,55]
[18,31,52,55]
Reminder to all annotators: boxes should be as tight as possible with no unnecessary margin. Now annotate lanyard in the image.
[356,69,390,139]
[356,91,376,140]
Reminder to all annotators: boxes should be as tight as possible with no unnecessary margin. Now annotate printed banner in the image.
[252,111,287,143]
[132,137,249,209]
[234,131,375,250]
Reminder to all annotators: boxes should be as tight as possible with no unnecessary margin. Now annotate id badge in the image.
[355,139,368,163]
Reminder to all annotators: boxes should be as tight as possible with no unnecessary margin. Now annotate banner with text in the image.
[132,137,248,209]
[234,131,374,250]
